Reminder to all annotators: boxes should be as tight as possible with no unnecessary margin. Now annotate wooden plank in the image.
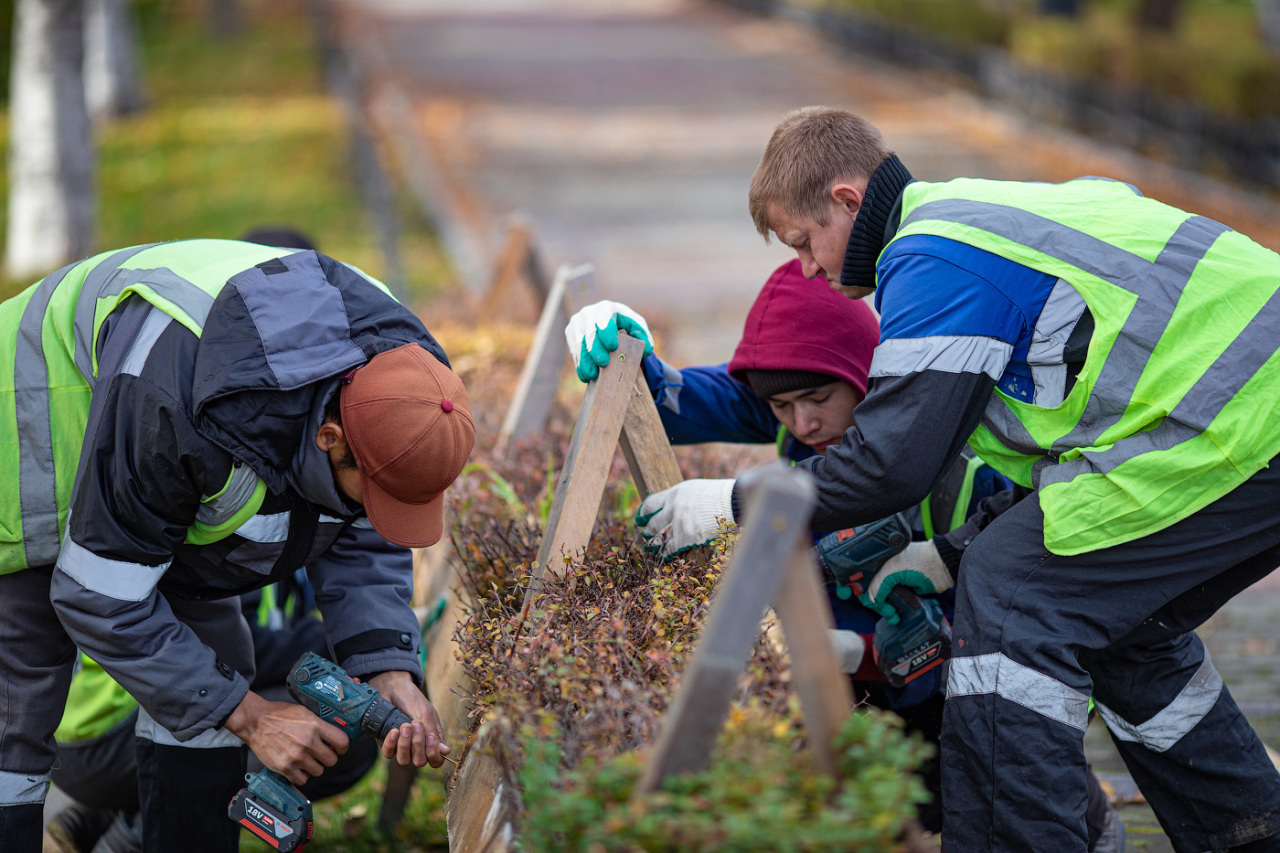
[771,543,854,778]
[380,567,472,831]
[446,721,521,853]
[523,333,646,591]
[618,376,683,497]
[479,218,534,317]
[496,263,598,451]
[634,464,816,795]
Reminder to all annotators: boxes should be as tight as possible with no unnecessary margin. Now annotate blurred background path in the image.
[327,1,1280,848]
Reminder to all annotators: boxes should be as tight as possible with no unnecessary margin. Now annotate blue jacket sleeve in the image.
[641,353,780,445]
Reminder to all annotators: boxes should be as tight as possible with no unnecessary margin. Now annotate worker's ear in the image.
[830,183,864,222]
[316,421,345,453]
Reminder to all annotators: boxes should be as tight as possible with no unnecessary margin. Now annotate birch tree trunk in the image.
[6,0,94,279]
[84,0,144,121]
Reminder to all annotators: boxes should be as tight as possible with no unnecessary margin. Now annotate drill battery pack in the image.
[228,768,313,852]
[873,588,953,688]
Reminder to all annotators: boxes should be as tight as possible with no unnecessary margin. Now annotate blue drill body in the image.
[814,514,952,688]
[229,651,412,851]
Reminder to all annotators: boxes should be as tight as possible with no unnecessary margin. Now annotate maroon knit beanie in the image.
[728,259,880,397]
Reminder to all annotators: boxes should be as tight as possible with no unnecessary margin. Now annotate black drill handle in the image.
[885,584,924,618]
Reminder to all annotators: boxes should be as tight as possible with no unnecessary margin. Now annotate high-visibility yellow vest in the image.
[0,240,311,573]
[891,177,1280,555]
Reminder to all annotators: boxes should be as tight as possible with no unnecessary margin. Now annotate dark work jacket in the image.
[51,248,443,741]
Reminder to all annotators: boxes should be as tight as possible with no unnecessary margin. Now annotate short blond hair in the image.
[749,106,892,240]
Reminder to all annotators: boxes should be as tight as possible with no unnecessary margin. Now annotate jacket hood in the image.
[191,250,447,494]
[728,259,880,397]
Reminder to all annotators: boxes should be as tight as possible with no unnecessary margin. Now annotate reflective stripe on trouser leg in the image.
[0,567,76,803]
[1084,611,1280,852]
[943,466,1280,853]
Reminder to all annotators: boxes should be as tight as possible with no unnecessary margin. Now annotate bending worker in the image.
[566,260,1123,851]
[0,239,474,852]
[573,107,1280,852]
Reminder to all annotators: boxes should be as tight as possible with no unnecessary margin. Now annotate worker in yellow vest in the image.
[587,108,1280,852]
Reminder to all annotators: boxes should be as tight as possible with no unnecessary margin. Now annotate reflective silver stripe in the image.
[0,770,48,805]
[869,335,1012,380]
[194,464,261,528]
[317,514,346,525]
[15,262,76,567]
[235,512,290,544]
[56,530,170,602]
[1095,651,1223,753]
[905,198,1230,458]
[71,245,158,386]
[901,197,1145,292]
[980,398,1043,460]
[118,308,176,377]
[135,707,244,748]
[351,517,374,530]
[1050,216,1230,455]
[1041,282,1280,487]
[947,652,1090,730]
[1026,278,1088,408]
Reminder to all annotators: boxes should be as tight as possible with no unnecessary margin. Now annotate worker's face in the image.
[316,421,364,506]
[768,181,872,299]
[764,380,864,455]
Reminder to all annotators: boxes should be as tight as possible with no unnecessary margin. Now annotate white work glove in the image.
[634,479,735,559]
[565,300,654,382]
[829,629,867,674]
[858,539,953,625]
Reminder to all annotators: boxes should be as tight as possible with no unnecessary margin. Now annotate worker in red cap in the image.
[0,240,473,852]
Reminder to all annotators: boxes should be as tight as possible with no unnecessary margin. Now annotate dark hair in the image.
[240,226,316,251]
[322,388,357,470]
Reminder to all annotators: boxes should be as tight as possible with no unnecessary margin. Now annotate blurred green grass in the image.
[0,0,451,302]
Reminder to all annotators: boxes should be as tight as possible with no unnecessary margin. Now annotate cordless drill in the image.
[813,514,952,688]
[228,651,413,851]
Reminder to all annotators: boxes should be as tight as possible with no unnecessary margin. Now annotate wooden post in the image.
[634,464,854,795]
[634,464,816,793]
[480,217,543,317]
[496,262,600,453]
[772,542,854,777]
[444,721,521,853]
[525,332,646,589]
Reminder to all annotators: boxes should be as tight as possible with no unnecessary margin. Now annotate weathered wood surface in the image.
[771,543,854,777]
[445,721,521,853]
[496,262,598,451]
[479,217,535,318]
[634,463,817,795]
[618,374,683,497]
[524,332,646,590]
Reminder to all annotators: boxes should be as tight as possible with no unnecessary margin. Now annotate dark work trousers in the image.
[52,710,140,813]
[136,595,253,853]
[0,566,77,853]
[942,457,1280,853]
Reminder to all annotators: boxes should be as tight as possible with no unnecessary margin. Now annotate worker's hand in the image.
[829,629,867,674]
[858,539,953,625]
[635,479,735,559]
[368,670,452,769]
[225,691,349,786]
[564,300,654,382]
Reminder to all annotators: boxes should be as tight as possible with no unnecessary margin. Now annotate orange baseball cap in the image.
[340,343,475,547]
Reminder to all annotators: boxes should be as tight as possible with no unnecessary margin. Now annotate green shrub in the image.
[518,707,930,853]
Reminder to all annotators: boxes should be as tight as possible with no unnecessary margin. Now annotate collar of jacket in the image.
[839,154,913,291]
